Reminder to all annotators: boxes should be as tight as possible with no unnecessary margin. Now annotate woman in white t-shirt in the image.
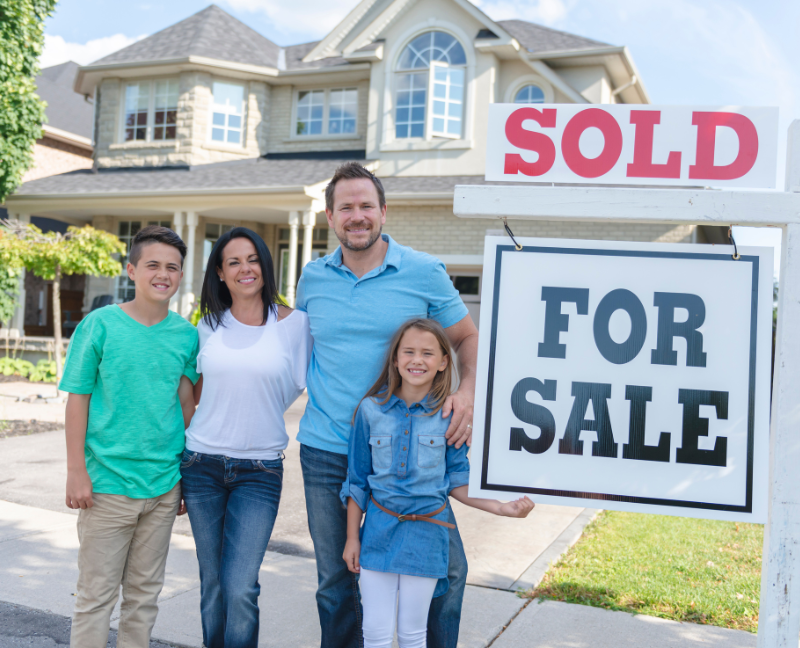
[180,227,312,648]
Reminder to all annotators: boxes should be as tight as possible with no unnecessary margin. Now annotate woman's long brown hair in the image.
[353,318,456,422]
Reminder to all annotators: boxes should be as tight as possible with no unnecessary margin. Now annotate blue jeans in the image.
[300,444,467,648]
[180,451,283,648]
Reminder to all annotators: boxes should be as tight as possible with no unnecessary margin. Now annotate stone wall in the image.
[96,74,270,168]
[21,137,92,182]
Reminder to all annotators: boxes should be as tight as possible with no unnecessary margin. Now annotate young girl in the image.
[340,318,534,648]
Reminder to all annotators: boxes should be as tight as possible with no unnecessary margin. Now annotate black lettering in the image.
[651,293,707,367]
[538,287,590,359]
[509,378,557,454]
[559,382,618,458]
[621,385,670,462]
[593,289,648,364]
[675,389,728,467]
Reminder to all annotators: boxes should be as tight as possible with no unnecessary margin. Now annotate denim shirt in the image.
[340,394,470,580]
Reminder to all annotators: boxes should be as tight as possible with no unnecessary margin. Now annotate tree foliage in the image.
[0,226,26,325]
[0,0,58,203]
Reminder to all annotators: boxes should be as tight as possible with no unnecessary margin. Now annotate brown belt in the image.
[370,496,455,529]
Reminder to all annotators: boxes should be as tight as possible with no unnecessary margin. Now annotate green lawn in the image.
[528,511,763,633]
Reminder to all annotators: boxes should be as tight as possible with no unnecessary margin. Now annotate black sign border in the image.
[481,244,759,513]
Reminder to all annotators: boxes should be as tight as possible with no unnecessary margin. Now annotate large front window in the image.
[210,82,245,145]
[395,31,466,140]
[124,80,178,142]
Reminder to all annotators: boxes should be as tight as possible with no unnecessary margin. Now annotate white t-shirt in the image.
[185,308,312,460]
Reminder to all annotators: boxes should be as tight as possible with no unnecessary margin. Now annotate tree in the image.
[0,225,25,326]
[1,218,125,389]
[0,0,58,203]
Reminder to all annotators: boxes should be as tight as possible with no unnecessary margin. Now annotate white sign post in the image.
[455,115,800,647]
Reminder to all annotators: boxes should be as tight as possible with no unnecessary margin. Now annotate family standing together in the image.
[61,162,534,648]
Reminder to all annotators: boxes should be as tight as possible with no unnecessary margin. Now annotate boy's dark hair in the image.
[129,225,187,267]
[200,227,285,330]
[325,162,385,212]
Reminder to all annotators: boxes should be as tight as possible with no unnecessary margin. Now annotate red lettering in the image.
[561,109,623,178]
[689,112,759,181]
[626,110,681,178]
[504,108,557,176]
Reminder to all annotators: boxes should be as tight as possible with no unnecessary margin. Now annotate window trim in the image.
[118,78,180,144]
[385,24,473,145]
[504,74,555,104]
[207,80,247,148]
[290,87,359,140]
[427,60,464,140]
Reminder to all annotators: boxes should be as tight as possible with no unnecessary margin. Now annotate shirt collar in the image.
[325,234,401,272]
[377,392,435,413]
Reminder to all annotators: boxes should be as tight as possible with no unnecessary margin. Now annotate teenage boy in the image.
[61,225,199,648]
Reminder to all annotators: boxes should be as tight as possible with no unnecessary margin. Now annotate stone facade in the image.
[96,74,270,168]
[21,137,93,182]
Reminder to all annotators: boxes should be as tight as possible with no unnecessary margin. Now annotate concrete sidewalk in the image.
[0,499,761,647]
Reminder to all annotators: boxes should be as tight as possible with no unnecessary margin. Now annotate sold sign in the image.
[485,105,779,188]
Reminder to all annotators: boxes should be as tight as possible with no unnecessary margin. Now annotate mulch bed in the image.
[0,420,64,438]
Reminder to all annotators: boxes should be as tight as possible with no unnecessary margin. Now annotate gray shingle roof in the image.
[36,62,93,139]
[90,5,280,68]
[380,176,506,194]
[13,157,366,196]
[497,19,610,53]
[283,41,348,70]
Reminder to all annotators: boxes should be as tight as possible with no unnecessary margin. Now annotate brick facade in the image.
[21,137,92,183]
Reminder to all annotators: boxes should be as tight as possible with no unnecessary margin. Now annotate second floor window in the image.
[395,31,466,140]
[124,80,178,142]
[211,82,245,145]
[515,84,546,104]
[296,88,358,136]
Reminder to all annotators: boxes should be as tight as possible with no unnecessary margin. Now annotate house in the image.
[2,61,94,337]
[4,0,725,336]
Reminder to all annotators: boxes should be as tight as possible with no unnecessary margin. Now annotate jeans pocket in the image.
[418,435,446,468]
[253,460,283,479]
[180,451,198,469]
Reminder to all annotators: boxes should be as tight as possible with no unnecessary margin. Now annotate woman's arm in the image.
[65,393,93,509]
[449,485,535,518]
[343,498,364,573]
[192,375,203,406]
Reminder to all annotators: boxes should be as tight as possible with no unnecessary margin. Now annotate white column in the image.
[170,211,185,312]
[301,209,316,268]
[285,211,300,307]
[758,120,800,648]
[180,211,198,318]
[9,214,30,337]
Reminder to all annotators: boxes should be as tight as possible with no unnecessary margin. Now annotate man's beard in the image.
[336,223,383,252]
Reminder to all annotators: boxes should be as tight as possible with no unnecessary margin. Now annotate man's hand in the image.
[66,468,94,509]
[343,538,361,573]
[442,389,474,448]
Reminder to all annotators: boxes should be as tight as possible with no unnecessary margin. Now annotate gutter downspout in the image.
[612,75,637,98]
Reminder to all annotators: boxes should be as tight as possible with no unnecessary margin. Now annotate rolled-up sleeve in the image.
[446,443,470,491]
[339,404,373,510]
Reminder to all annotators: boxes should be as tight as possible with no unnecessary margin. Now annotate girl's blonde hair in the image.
[355,318,455,421]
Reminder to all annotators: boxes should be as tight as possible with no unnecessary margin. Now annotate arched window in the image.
[514,84,546,104]
[395,31,467,139]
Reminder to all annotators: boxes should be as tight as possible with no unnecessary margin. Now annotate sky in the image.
[40,0,799,279]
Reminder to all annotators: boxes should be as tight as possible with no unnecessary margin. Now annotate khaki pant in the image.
[70,483,180,648]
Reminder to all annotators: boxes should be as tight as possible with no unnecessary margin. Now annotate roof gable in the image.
[90,4,280,68]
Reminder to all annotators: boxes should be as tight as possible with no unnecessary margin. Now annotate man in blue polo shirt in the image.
[296,162,478,648]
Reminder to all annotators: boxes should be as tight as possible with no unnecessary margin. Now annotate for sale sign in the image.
[469,237,773,522]
[485,105,779,188]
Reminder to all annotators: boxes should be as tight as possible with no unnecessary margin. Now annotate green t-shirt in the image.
[61,305,199,499]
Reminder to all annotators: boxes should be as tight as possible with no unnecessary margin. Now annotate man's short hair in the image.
[129,225,187,267]
[325,162,386,213]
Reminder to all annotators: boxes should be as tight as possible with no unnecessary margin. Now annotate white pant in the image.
[359,568,438,648]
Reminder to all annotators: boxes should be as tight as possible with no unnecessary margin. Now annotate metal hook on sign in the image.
[728,226,741,260]
[502,218,523,251]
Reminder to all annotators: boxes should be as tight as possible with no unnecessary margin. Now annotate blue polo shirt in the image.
[295,234,469,455]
